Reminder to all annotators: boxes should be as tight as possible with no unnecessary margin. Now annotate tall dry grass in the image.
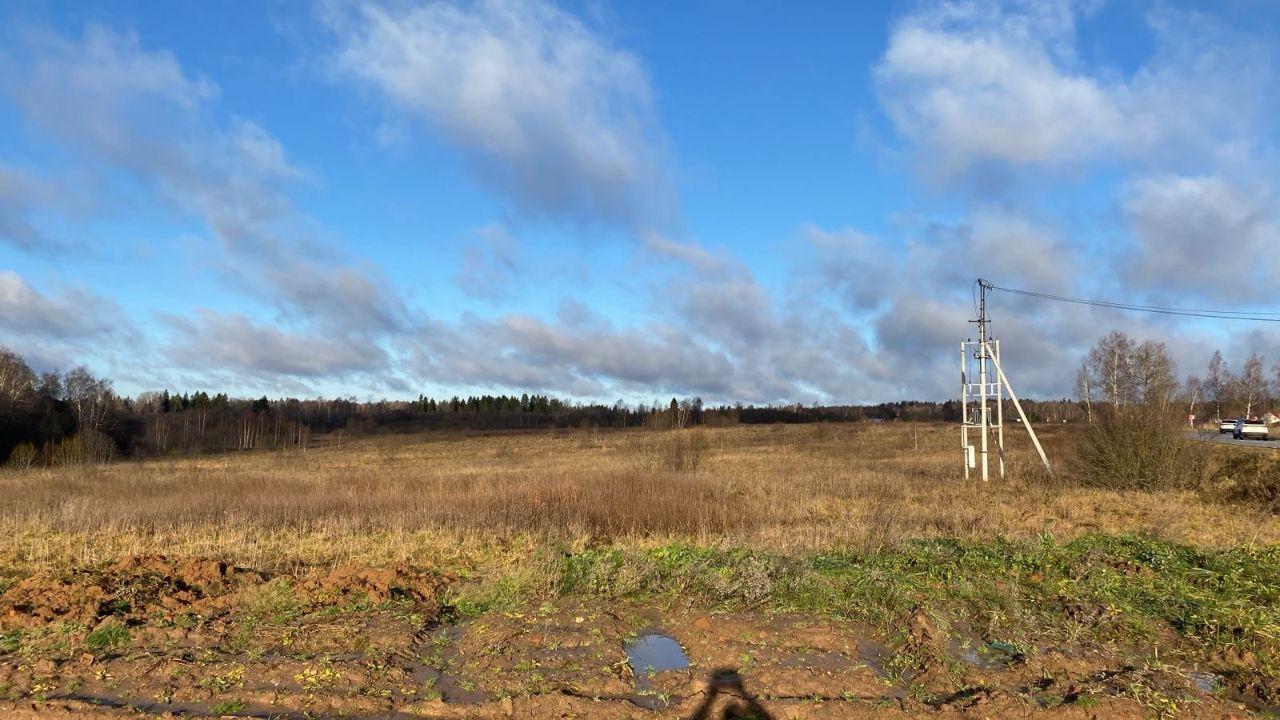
[0,423,1274,573]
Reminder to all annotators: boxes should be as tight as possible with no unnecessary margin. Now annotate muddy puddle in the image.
[1191,670,1219,693]
[949,637,1025,669]
[624,631,690,708]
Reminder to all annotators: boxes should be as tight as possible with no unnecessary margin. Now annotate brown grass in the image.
[0,423,1274,574]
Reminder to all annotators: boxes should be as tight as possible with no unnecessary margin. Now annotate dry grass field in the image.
[0,422,1273,574]
[2,423,1279,718]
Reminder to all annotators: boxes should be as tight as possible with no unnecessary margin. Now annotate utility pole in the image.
[960,279,1051,480]
[994,339,1005,478]
[977,282,990,482]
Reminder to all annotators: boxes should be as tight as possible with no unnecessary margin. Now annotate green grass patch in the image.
[539,534,1280,678]
[0,629,21,654]
[84,622,130,653]
[210,698,246,714]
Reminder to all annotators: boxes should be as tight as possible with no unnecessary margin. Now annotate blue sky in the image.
[2,0,1280,404]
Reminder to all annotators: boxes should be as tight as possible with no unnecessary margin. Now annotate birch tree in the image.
[1204,350,1232,420]
[1079,333,1175,418]
[1131,340,1177,410]
[1085,331,1135,409]
[1237,353,1266,418]
[0,347,36,410]
[63,366,114,432]
[1074,360,1094,423]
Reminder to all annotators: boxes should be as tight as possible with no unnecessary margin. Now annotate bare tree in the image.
[1079,333,1177,419]
[0,346,36,410]
[1086,331,1135,409]
[1237,353,1266,419]
[1274,362,1280,414]
[1204,350,1232,420]
[63,366,114,432]
[1184,375,1202,422]
[1130,340,1177,410]
[1074,359,1094,423]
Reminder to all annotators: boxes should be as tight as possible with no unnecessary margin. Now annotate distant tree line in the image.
[1187,348,1278,421]
[0,345,1080,466]
[1074,331,1280,424]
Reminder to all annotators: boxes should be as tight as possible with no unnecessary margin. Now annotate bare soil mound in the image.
[298,562,448,608]
[0,556,264,630]
[0,556,447,632]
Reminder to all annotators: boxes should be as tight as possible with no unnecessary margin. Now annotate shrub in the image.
[659,429,709,472]
[81,428,116,463]
[5,443,38,470]
[1069,413,1202,491]
[49,430,115,466]
[1203,452,1280,512]
[50,435,85,466]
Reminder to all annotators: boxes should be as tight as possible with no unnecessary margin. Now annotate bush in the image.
[655,429,709,472]
[50,435,85,466]
[49,430,115,466]
[5,443,38,470]
[1069,414,1202,491]
[81,428,116,463]
[1203,452,1280,511]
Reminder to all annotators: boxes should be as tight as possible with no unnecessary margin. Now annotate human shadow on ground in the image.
[686,668,773,720]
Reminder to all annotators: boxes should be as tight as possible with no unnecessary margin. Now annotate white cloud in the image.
[875,1,1271,184]
[1,23,412,389]
[405,310,737,400]
[1122,175,1280,302]
[0,270,117,339]
[876,0,1119,180]
[326,0,674,230]
[1,25,296,252]
[163,310,389,379]
[0,270,144,375]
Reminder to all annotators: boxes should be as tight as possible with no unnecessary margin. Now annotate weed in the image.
[241,578,302,622]
[295,661,341,690]
[28,680,55,701]
[0,630,21,654]
[201,665,245,693]
[83,622,129,653]
[209,699,246,714]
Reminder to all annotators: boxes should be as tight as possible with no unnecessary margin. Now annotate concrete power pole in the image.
[961,279,1051,480]
[976,282,990,482]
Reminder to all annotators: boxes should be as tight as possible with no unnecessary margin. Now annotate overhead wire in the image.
[984,282,1280,323]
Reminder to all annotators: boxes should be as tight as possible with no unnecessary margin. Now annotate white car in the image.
[1219,419,1238,434]
[1234,419,1270,441]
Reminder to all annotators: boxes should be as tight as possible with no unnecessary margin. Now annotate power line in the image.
[983,281,1280,322]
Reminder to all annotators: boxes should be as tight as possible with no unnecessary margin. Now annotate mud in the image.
[0,556,265,630]
[0,556,1270,718]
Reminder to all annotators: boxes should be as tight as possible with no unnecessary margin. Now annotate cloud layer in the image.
[875,1,1272,185]
[0,1,1277,404]
[327,0,674,231]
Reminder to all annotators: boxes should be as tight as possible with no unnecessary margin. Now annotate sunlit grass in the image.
[0,423,1272,576]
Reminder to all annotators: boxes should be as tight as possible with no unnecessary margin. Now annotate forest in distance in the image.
[0,345,1080,466]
